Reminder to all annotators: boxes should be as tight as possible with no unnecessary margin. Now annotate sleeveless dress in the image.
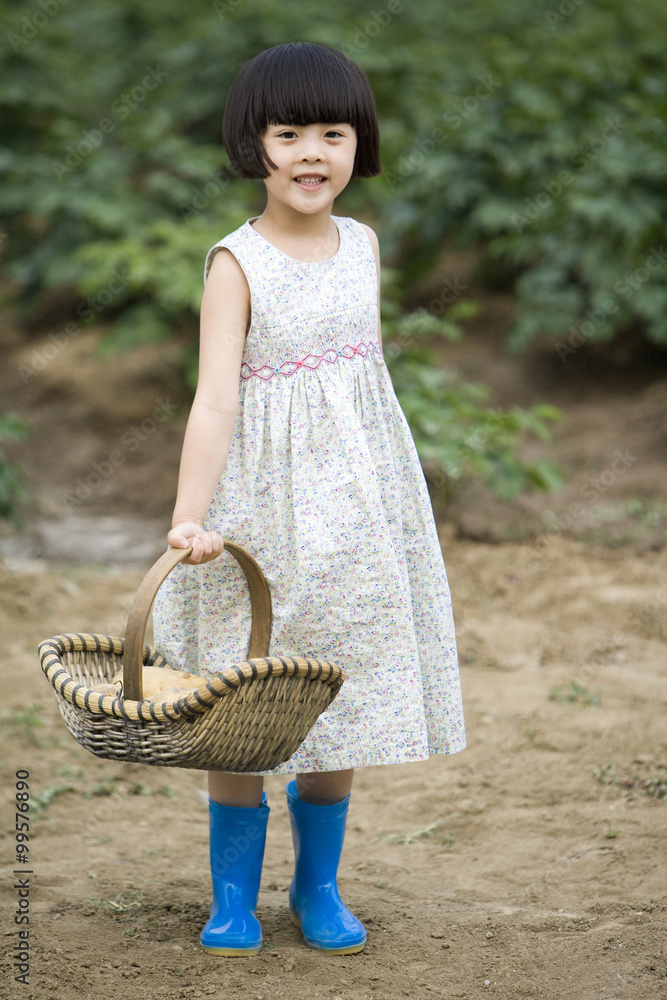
[152,214,466,774]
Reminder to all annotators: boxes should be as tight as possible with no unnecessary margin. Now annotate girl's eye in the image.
[276,129,345,139]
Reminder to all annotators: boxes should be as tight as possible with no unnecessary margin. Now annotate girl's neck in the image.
[251,204,340,263]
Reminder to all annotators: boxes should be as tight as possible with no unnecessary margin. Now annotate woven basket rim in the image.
[39,631,344,725]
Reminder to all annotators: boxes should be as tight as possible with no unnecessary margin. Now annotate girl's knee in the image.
[295,768,354,805]
[208,771,264,807]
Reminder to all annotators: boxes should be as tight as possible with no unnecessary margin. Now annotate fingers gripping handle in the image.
[122,542,273,702]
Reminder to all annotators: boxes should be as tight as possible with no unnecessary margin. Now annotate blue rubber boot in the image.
[286,780,367,954]
[200,793,270,956]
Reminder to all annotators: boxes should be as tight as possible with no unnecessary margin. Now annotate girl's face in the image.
[260,122,357,216]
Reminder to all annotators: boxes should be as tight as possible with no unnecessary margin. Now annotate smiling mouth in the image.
[294,176,327,186]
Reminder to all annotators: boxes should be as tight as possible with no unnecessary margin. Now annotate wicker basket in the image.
[39,542,344,772]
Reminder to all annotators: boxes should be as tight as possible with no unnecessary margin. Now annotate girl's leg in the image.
[201,770,269,956]
[286,767,366,954]
[295,767,353,805]
[208,771,264,807]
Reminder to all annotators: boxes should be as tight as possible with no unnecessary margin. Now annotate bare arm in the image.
[167,248,250,564]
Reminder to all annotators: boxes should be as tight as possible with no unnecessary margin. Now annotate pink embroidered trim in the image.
[240,340,379,381]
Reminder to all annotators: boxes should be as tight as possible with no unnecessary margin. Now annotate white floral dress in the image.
[152,215,466,773]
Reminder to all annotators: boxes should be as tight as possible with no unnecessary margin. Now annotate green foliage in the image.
[593,762,667,801]
[593,762,618,785]
[381,274,563,504]
[549,679,601,707]
[376,0,667,351]
[1,0,666,359]
[31,784,77,815]
[646,772,667,802]
[0,412,29,525]
[604,818,620,839]
[2,703,45,745]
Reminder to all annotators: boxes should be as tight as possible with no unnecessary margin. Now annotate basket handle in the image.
[123,541,273,702]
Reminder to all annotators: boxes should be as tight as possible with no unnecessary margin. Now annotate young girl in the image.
[153,41,466,958]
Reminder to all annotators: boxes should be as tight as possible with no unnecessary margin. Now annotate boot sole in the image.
[289,910,367,955]
[200,943,262,957]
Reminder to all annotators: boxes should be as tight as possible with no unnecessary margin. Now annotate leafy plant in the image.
[0,412,29,526]
[31,784,77,815]
[549,680,601,707]
[1,0,665,357]
[645,772,667,802]
[81,773,177,799]
[374,0,667,352]
[381,278,563,506]
[593,762,667,801]
[593,763,617,786]
[2,704,45,747]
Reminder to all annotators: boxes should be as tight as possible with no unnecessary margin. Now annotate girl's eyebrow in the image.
[268,123,353,130]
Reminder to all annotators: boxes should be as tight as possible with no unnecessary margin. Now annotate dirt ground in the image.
[1,286,666,999]
[1,532,666,1000]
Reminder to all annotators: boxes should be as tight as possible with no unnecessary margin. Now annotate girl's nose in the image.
[298,138,325,161]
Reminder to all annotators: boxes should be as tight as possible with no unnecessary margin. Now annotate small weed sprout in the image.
[604,819,620,839]
[593,763,618,786]
[31,784,77,815]
[645,771,667,801]
[368,818,455,846]
[593,763,667,802]
[550,680,601,707]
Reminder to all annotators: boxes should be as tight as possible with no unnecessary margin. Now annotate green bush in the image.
[0,413,29,526]
[1,0,666,357]
[381,0,667,353]
[381,272,563,505]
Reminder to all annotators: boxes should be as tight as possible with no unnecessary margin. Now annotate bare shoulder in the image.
[201,246,251,335]
[205,246,249,293]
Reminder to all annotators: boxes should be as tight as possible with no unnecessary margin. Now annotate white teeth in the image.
[296,177,324,185]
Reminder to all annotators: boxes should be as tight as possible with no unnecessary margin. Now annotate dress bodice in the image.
[203,216,380,382]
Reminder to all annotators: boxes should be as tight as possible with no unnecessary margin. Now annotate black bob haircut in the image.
[222,42,382,180]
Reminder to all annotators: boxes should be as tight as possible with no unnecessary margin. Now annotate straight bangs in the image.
[261,47,359,132]
[223,42,381,180]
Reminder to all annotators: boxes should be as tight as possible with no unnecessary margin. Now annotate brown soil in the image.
[1,288,666,998]
[1,532,666,999]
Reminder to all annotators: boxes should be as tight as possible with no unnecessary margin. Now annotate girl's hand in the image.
[168,521,225,565]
